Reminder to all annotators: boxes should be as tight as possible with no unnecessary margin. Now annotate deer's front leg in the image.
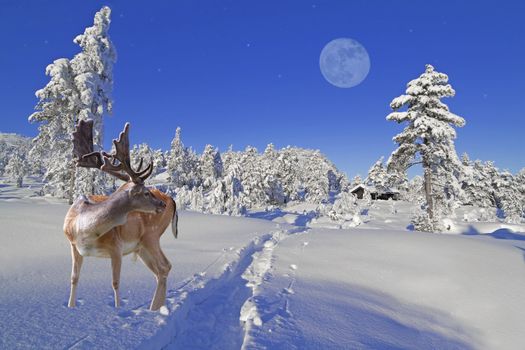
[110,252,122,308]
[68,244,83,307]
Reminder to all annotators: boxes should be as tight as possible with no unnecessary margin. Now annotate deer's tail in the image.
[171,197,179,239]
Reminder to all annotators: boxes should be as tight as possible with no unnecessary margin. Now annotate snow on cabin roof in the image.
[350,184,399,194]
[350,184,373,193]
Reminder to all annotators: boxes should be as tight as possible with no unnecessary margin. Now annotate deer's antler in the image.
[72,119,154,183]
[100,123,154,183]
[72,119,104,169]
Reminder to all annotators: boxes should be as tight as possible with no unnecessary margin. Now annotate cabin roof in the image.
[349,184,399,194]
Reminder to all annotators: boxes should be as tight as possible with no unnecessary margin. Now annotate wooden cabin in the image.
[350,184,400,200]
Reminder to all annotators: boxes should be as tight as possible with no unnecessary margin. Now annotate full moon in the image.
[319,38,370,88]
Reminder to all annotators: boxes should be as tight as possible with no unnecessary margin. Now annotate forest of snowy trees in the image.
[1,6,524,232]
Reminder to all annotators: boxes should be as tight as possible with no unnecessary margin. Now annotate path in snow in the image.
[162,225,309,349]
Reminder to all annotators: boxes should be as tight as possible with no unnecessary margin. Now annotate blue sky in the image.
[1,0,524,177]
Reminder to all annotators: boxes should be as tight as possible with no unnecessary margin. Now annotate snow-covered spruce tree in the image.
[167,127,201,188]
[261,143,285,205]
[238,146,267,207]
[223,164,246,215]
[70,6,116,197]
[28,58,79,201]
[4,153,27,188]
[28,7,115,202]
[275,147,301,202]
[494,171,523,224]
[386,64,465,232]
[200,144,223,188]
[167,127,184,186]
[460,157,496,207]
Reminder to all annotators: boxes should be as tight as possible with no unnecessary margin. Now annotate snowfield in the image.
[1,181,525,349]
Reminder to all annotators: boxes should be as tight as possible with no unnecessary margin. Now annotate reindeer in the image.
[63,120,178,311]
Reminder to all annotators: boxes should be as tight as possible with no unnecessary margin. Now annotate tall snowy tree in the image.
[28,6,116,202]
[28,58,79,200]
[386,64,465,232]
[200,144,224,187]
[167,127,184,186]
[4,153,27,188]
[167,127,201,188]
[70,6,116,197]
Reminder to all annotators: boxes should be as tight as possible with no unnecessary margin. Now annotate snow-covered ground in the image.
[1,179,525,349]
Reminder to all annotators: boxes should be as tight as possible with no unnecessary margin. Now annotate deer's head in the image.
[73,120,166,214]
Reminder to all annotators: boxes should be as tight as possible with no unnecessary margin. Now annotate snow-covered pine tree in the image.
[261,143,285,205]
[28,58,79,201]
[71,6,116,145]
[166,127,201,188]
[386,64,465,232]
[200,144,224,188]
[481,161,500,206]
[167,127,185,187]
[221,145,236,173]
[70,6,116,197]
[4,153,27,188]
[207,180,227,214]
[494,171,523,224]
[238,146,267,207]
[223,164,246,215]
[275,146,300,202]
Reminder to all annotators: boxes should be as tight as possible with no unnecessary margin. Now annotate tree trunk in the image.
[422,137,434,221]
[424,165,434,220]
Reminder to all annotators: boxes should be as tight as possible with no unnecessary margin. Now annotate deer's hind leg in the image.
[138,239,172,311]
[68,244,83,307]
